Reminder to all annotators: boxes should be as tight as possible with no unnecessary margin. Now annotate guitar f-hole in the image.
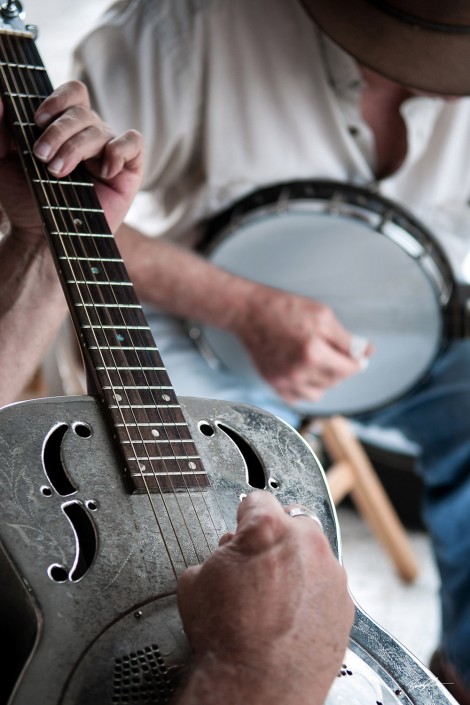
[42,423,77,496]
[48,501,98,583]
[216,423,266,489]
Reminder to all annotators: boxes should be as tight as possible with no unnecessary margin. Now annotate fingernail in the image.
[48,156,64,175]
[35,111,51,127]
[33,141,52,160]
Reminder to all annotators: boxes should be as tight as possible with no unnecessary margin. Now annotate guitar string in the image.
[35,69,229,563]
[13,32,202,574]
[0,31,190,576]
[7,29,228,561]
[2,29,225,568]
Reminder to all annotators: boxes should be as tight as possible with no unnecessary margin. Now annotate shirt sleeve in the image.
[72,0,206,238]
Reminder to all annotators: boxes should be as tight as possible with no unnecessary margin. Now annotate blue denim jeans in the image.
[354,339,470,688]
[147,308,470,687]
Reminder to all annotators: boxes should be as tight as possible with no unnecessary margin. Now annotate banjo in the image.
[0,3,456,704]
[189,180,470,416]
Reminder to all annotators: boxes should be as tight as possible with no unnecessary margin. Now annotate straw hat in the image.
[300,0,470,95]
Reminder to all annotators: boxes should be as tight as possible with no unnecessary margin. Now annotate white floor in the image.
[13,0,442,671]
[339,505,440,666]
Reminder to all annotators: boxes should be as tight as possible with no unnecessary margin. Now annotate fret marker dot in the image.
[117,333,125,342]
[162,394,171,402]
[188,462,197,470]
[91,266,100,274]
[114,394,123,402]
[139,463,146,471]
[73,218,83,227]
[151,429,160,437]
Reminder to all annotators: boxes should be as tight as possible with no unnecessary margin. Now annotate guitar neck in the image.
[0,25,208,493]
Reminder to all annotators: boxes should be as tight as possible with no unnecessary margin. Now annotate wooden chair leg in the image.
[301,416,419,583]
[325,459,355,504]
[322,416,419,583]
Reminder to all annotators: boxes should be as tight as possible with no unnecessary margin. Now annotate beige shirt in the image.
[74,0,470,278]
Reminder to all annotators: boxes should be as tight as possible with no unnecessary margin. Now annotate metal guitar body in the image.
[0,395,454,705]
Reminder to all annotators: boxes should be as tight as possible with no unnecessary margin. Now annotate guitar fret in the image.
[131,455,200,461]
[105,390,174,396]
[103,385,170,389]
[43,205,103,213]
[14,120,36,126]
[132,470,206,476]
[75,304,141,308]
[98,366,166,370]
[122,438,194,444]
[67,280,133,286]
[90,346,159,351]
[110,404,181,409]
[60,257,123,262]
[0,62,44,70]
[83,326,150,330]
[9,92,49,99]
[51,231,113,237]
[101,367,165,371]
[116,422,187,427]
[82,324,152,335]
[33,178,94,187]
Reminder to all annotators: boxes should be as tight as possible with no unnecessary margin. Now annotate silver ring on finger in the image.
[287,507,323,530]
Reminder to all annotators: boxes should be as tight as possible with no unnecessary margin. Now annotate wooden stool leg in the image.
[320,416,419,583]
[325,459,355,504]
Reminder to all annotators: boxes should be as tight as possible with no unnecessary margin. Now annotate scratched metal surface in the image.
[0,395,455,704]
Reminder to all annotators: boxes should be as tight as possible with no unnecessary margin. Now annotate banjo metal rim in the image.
[191,180,460,417]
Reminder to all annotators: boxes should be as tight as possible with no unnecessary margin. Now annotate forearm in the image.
[0,229,67,406]
[116,223,256,330]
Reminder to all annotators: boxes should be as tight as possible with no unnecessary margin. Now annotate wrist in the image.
[179,647,328,705]
[179,652,274,705]
[9,224,48,249]
[0,227,63,314]
[219,277,262,335]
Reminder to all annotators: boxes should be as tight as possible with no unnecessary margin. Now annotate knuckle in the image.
[61,79,90,104]
[243,511,283,550]
[72,78,89,95]
[126,128,143,144]
[304,387,324,401]
[305,342,322,367]
[315,304,334,327]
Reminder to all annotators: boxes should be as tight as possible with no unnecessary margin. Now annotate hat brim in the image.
[300,0,470,96]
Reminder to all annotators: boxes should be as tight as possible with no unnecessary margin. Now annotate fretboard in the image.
[0,27,209,494]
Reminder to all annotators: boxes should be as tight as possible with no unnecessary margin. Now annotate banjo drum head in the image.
[192,183,453,416]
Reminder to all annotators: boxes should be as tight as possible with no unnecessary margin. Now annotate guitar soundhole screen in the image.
[112,645,176,704]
